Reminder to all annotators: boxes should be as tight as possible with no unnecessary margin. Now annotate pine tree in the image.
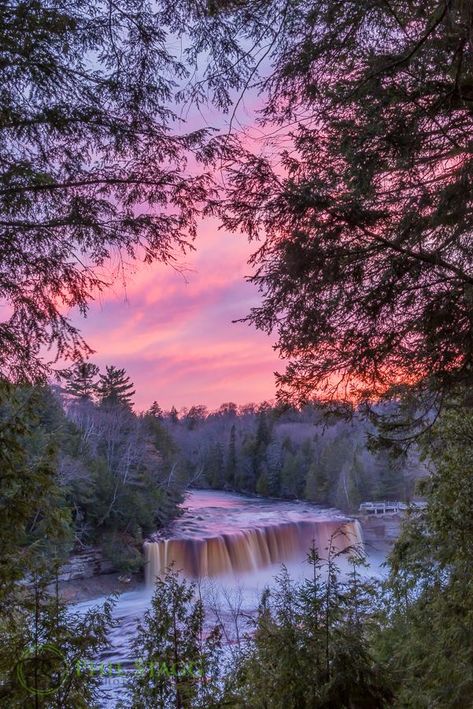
[127,567,222,708]
[62,362,99,401]
[264,440,283,497]
[98,366,135,410]
[238,435,258,492]
[256,463,270,497]
[280,451,299,499]
[0,383,114,706]
[373,451,405,501]
[1,574,114,707]
[207,0,473,406]
[0,0,213,382]
[185,405,208,430]
[168,406,179,425]
[255,411,271,450]
[225,568,306,708]
[0,383,71,598]
[148,401,164,420]
[377,403,473,706]
[207,443,224,489]
[252,411,272,488]
[226,543,392,708]
[305,459,329,505]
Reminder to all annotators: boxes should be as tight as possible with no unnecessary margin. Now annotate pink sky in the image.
[74,218,281,411]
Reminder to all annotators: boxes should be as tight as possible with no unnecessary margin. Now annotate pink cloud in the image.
[74,220,281,410]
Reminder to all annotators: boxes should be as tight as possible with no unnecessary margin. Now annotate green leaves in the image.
[0,382,72,595]
[227,544,392,708]
[128,566,223,708]
[377,402,473,706]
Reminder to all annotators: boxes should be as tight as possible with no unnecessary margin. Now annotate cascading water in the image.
[76,491,371,707]
[144,491,363,583]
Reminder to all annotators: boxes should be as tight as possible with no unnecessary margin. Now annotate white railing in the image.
[359,500,426,516]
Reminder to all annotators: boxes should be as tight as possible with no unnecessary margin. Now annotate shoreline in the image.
[59,572,144,604]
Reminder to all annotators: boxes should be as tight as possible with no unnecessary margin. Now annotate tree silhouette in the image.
[61,362,99,401]
[98,366,135,410]
[0,0,212,382]
[203,0,473,408]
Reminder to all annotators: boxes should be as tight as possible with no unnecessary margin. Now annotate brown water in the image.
[144,490,363,582]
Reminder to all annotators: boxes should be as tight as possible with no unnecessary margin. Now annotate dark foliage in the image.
[0,0,213,382]
[192,0,473,406]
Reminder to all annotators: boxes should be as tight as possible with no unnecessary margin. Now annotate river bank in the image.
[59,571,143,603]
[60,493,402,604]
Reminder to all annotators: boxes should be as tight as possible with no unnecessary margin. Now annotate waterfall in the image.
[144,518,363,584]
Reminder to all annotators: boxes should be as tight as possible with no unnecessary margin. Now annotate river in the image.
[76,490,383,707]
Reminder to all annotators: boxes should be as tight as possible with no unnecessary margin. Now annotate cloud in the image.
[74,221,281,410]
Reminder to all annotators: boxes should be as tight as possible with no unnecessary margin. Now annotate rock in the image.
[358,514,402,553]
[118,575,132,584]
[57,547,116,583]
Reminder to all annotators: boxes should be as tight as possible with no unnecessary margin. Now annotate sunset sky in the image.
[63,77,283,414]
[74,217,281,411]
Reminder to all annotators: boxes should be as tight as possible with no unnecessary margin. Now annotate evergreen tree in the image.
[127,567,222,708]
[280,451,299,499]
[148,401,164,420]
[377,403,473,706]
[0,0,213,382]
[226,542,392,708]
[264,439,283,497]
[346,450,371,511]
[305,459,329,506]
[0,382,114,706]
[168,406,179,425]
[0,383,71,597]
[185,405,208,430]
[373,451,406,502]
[145,411,178,462]
[249,411,272,491]
[98,366,135,410]
[0,574,113,707]
[256,462,270,497]
[238,434,258,492]
[228,568,307,707]
[255,410,271,450]
[206,0,473,407]
[207,443,225,489]
[61,362,99,401]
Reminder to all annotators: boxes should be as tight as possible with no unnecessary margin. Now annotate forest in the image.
[2,0,473,706]
[5,361,424,575]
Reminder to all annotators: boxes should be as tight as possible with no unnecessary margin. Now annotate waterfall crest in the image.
[144,518,363,583]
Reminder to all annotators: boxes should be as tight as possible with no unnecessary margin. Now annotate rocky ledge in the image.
[358,514,402,553]
[56,547,143,603]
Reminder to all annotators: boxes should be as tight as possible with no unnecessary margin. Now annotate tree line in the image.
[73,392,473,709]
[0,365,187,577]
[153,399,424,512]
[126,397,473,709]
[6,358,423,583]
[2,390,473,706]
